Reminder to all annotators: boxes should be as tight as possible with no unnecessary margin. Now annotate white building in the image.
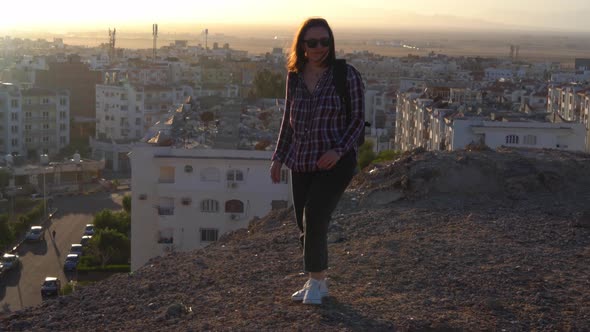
[129,147,291,271]
[0,83,70,157]
[448,120,586,152]
[484,67,518,81]
[0,83,23,156]
[95,82,145,141]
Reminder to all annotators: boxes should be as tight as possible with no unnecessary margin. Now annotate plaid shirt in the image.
[272,64,365,173]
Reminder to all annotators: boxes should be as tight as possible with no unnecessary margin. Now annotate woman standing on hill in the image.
[270,17,365,305]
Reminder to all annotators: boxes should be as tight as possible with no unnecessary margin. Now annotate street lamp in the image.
[42,166,53,218]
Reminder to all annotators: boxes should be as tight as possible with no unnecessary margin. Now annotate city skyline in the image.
[1,0,590,34]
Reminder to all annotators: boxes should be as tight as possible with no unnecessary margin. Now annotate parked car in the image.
[80,235,92,246]
[41,277,61,298]
[0,253,20,271]
[25,226,44,242]
[83,224,95,236]
[63,254,80,271]
[69,244,83,256]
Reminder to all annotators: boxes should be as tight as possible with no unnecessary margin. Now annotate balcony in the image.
[157,206,174,216]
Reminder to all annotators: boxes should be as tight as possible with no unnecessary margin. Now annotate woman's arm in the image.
[271,73,295,162]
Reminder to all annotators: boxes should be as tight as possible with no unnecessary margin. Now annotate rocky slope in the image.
[1,147,590,331]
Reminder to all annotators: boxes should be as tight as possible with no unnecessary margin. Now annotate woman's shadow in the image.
[316,297,395,331]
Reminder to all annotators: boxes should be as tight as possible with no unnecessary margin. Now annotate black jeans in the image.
[292,151,356,272]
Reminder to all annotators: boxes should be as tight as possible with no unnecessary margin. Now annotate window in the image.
[42,112,49,118]
[60,124,67,131]
[135,118,141,125]
[25,137,32,143]
[11,113,18,121]
[157,197,175,215]
[43,124,50,130]
[60,98,67,106]
[184,165,193,173]
[200,228,218,242]
[157,228,174,244]
[201,199,219,213]
[121,93,127,101]
[43,137,49,143]
[271,200,289,210]
[523,135,537,145]
[280,169,289,184]
[41,98,50,104]
[200,167,220,182]
[25,112,32,118]
[159,166,175,183]
[505,135,519,144]
[11,99,19,108]
[225,199,244,213]
[25,125,31,131]
[11,139,18,146]
[11,126,18,133]
[60,136,66,144]
[226,169,244,182]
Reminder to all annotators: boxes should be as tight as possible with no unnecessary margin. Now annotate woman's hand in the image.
[270,161,283,183]
[317,149,340,170]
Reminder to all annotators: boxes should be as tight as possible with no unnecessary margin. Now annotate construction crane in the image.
[152,23,158,63]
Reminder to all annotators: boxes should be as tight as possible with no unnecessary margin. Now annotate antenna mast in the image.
[108,28,116,61]
[152,23,158,63]
[204,28,208,52]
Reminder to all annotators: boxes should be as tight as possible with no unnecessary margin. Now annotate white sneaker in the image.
[302,278,323,305]
[291,279,329,302]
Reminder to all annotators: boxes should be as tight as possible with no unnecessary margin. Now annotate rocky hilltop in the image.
[2,147,590,331]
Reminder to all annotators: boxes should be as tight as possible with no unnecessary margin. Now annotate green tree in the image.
[200,111,215,127]
[0,214,15,250]
[358,140,376,169]
[91,228,130,267]
[0,169,11,188]
[122,195,131,213]
[252,69,285,98]
[93,209,130,235]
[373,150,401,164]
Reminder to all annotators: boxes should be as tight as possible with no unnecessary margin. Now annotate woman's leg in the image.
[302,152,356,274]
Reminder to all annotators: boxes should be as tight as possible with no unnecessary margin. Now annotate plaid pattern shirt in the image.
[272,64,365,173]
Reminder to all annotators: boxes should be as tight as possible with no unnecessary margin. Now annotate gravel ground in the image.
[1,148,589,331]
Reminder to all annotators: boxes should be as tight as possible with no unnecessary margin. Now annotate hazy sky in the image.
[1,0,589,33]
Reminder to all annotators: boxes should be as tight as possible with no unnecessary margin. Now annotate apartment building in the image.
[95,82,145,141]
[129,146,291,271]
[36,54,102,139]
[547,83,590,151]
[0,83,70,157]
[21,88,70,157]
[446,119,585,152]
[0,83,23,156]
[396,82,586,153]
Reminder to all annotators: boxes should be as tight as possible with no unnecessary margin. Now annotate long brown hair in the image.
[287,17,336,73]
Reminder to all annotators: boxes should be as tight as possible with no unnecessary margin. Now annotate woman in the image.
[270,17,365,305]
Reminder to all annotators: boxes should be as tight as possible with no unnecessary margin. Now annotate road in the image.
[0,191,128,312]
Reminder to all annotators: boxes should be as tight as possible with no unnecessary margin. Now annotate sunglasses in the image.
[303,37,330,48]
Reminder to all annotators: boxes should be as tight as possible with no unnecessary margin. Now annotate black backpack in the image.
[332,59,370,147]
[287,59,370,147]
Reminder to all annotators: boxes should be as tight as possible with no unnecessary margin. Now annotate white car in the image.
[25,226,44,242]
[1,253,20,271]
[83,224,95,236]
[41,277,61,298]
